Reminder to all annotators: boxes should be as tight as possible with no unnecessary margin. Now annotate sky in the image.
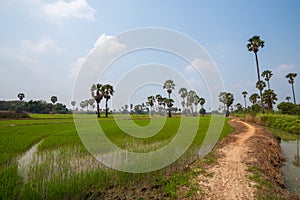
[0,0,300,111]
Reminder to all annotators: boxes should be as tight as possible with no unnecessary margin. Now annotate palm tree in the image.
[261,70,273,90]
[247,35,265,113]
[101,84,114,118]
[163,79,175,118]
[249,93,260,105]
[285,73,297,104]
[178,87,188,111]
[51,96,57,104]
[256,80,266,92]
[218,91,227,114]
[155,94,163,115]
[285,96,291,102]
[199,97,205,108]
[225,93,234,117]
[187,90,196,115]
[71,100,76,110]
[17,93,25,101]
[262,89,277,110]
[194,95,200,116]
[88,99,95,111]
[91,83,103,118]
[147,95,155,116]
[241,91,248,110]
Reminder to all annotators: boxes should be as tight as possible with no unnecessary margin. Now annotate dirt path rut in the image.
[199,119,257,200]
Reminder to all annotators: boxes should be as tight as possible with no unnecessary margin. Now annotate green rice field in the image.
[0,114,233,199]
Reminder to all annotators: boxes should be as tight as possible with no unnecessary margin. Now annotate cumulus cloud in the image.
[41,0,95,20]
[185,58,215,74]
[21,37,62,54]
[68,34,126,81]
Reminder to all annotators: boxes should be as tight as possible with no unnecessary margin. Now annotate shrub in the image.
[0,111,29,119]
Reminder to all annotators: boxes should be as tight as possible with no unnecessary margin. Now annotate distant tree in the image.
[17,93,25,101]
[286,73,297,104]
[247,35,265,113]
[187,90,196,114]
[88,98,95,111]
[147,96,155,116]
[193,95,200,116]
[155,94,163,115]
[235,103,243,111]
[219,92,234,117]
[91,83,103,118]
[71,100,76,110]
[285,96,291,102]
[249,93,260,105]
[261,70,273,90]
[51,96,57,104]
[241,91,248,109]
[101,84,114,118]
[80,101,87,110]
[163,79,175,118]
[262,89,277,110]
[277,102,300,115]
[178,87,188,111]
[199,97,205,108]
[218,92,227,113]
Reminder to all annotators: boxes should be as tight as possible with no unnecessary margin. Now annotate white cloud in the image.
[21,37,62,54]
[41,0,95,20]
[185,58,215,74]
[68,34,126,81]
[275,64,297,76]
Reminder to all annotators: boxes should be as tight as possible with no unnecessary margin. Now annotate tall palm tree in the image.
[225,93,234,117]
[187,90,196,115]
[17,93,25,101]
[178,87,188,111]
[241,91,248,110]
[51,96,57,104]
[218,91,227,114]
[101,84,114,118]
[262,89,277,110]
[261,70,273,90]
[285,73,297,104]
[71,100,76,110]
[163,79,175,118]
[155,94,163,115]
[249,93,260,105]
[285,96,291,102]
[147,95,155,116]
[91,83,103,118]
[256,80,266,92]
[194,95,200,116]
[247,35,265,113]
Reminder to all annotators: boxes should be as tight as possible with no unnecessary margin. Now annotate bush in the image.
[0,111,29,119]
[277,102,300,115]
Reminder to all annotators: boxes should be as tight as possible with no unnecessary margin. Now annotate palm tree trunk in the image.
[97,103,100,118]
[105,99,108,118]
[168,93,171,118]
[244,97,247,110]
[267,81,270,90]
[255,52,264,113]
[292,83,297,104]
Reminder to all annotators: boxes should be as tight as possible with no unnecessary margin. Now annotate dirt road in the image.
[198,118,257,200]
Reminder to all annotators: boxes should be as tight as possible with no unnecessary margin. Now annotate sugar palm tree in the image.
[163,79,175,118]
[247,35,265,113]
[285,73,297,104]
[225,93,234,117]
[218,91,227,114]
[147,95,155,116]
[91,83,103,118]
[285,96,291,102]
[71,100,76,110]
[101,84,114,118]
[51,96,57,104]
[155,94,163,115]
[17,93,25,101]
[187,90,196,115]
[262,89,277,110]
[178,87,188,111]
[241,91,248,110]
[249,93,260,105]
[194,95,200,116]
[261,70,273,90]
[199,97,205,108]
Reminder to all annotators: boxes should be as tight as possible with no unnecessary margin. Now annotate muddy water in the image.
[280,139,300,196]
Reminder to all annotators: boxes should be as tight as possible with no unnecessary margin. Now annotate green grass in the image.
[0,114,233,199]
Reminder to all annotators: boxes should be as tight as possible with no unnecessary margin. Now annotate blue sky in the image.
[0,0,299,110]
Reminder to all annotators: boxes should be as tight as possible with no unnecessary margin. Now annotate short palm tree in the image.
[285,96,291,102]
[187,90,196,114]
[249,93,260,105]
[163,79,175,118]
[262,89,277,110]
[241,91,248,110]
[147,95,155,116]
[261,70,273,90]
[178,87,188,111]
[17,93,25,101]
[285,73,297,104]
[155,94,163,115]
[193,95,200,115]
[247,35,265,113]
[91,83,103,118]
[199,97,205,108]
[51,96,57,104]
[101,84,114,118]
